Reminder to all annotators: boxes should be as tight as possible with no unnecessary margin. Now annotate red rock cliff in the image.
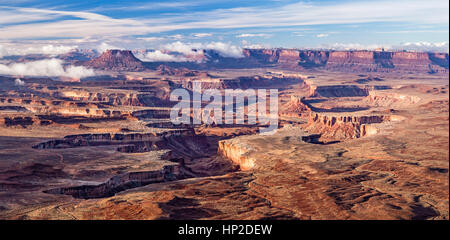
[242,49,448,73]
[85,50,146,71]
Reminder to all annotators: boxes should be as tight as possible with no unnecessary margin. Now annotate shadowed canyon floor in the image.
[0,50,448,220]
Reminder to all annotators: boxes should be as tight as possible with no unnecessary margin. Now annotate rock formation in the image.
[242,49,449,73]
[84,50,146,71]
[44,165,181,199]
[280,96,311,117]
[303,112,388,140]
[218,138,255,171]
[310,85,370,98]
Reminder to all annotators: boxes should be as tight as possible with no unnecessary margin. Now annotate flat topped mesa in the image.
[84,49,146,71]
[242,49,449,73]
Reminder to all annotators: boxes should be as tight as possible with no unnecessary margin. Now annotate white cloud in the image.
[193,33,213,38]
[40,45,77,55]
[161,41,203,56]
[316,41,449,52]
[136,37,166,42]
[320,43,386,50]
[204,42,244,58]
[170,34,184,40]
[135,50,188,62]
[0,44,77,58]
[97,42,122,53]
[316,33,329,38]
[241,39,271,49]
[97,1,199,11]
[0,45,6,58]
[161,41,244,58]
[398,41,449,52]
[135,41,244,61]
[14,78,25,86]
[236,33,272,38]
[0,7,157,40]
[243,44,267,49]
[0,59,95,79]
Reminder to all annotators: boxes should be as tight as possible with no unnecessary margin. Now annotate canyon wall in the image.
[44,165,180,199]
[32,130,192,149]
[310,85,370,98]
[243,49,449,73]
[179,74,307,90]
[218,139,255,171]
[304,113,388,140]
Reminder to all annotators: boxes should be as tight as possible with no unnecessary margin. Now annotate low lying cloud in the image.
[398,41,449,52]
[135,50,188,62]
[0,59,95,79]
[203,42,243,58]
[136,41,244,62]
[240,40,270,49]
[242,44,269,49]
[0,45,6,58]
[14,78,25,86]
[96,42,122,53]
[0,44,77,58]
[321,42,449,52]
[321,43,385,50]
[161,41,203,56]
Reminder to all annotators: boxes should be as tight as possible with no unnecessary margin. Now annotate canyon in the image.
[0,49,448,220]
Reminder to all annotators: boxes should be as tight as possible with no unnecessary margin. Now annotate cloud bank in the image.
[135,50,188,62]
[203,42,243,58]
[319,41,449,52]
[135,41,244,62]
[399,41,449,52]
[0,44,77,58]
[0,59,95,79]
[96,42,122,53]
[14,78,25,86]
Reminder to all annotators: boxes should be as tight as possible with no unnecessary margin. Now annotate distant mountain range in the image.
[10,48,449,74]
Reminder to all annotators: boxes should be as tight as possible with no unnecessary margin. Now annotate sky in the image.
[0,0,449,56]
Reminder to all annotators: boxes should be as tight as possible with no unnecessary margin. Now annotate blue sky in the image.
[0,0,449,53]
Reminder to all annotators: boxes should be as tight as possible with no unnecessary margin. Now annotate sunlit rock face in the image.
[242,49,448,73]
[84,50,146,71]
